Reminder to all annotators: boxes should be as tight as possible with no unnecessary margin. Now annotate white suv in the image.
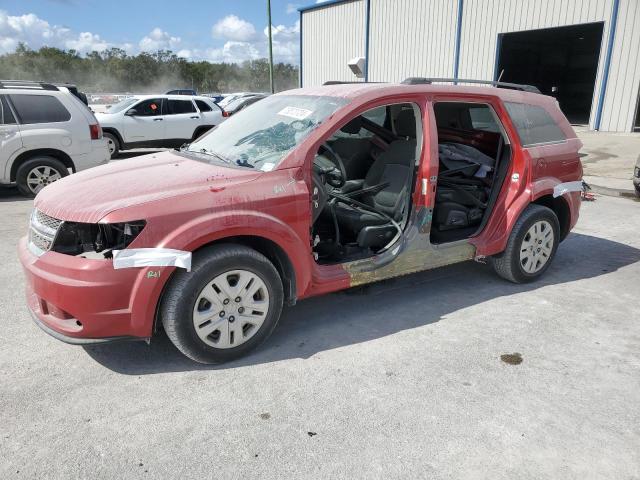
[95,95,225,158]
[0,80,109,197]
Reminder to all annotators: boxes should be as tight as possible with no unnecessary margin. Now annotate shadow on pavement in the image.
[0,185,32,203]
[83,232,640,374]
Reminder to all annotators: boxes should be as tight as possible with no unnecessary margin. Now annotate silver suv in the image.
[0,80,109,197]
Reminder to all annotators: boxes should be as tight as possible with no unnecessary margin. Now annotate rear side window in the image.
[9,94,71,124]
[195,100,212,112]
[505,102,566,147]
[1,96,16,124]
[167,99,196,114]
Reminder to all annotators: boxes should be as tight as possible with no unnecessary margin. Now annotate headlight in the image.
[52,221,146,258]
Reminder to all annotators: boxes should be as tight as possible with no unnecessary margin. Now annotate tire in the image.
[160,244,284,364]
[491,204,560,284]
[104,132,120,159]
[15,156,68,198]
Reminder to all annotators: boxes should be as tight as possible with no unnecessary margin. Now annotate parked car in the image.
[165,89,198,96]
[95,95,224,158]
[633,157,640,197]
[220,94,267,117]
[0,80,109,197]
[217,92,263,109]
[19,79,584,363]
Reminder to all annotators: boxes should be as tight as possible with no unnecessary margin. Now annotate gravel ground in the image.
[1,186,639,480]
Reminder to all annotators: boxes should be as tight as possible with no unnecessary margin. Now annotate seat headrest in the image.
[395,109,416,138]
[340,116,363,134]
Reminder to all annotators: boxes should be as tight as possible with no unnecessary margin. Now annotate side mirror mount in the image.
[125,108,138,116]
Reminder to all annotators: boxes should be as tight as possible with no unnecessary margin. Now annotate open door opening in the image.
[430,102,511,244]
[311,103,422,265]
[497,22,604,125]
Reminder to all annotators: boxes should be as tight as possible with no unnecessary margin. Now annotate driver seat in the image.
[333,110,417,248]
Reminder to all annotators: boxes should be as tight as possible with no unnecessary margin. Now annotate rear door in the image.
[121,98,164,144]
[0,95,22,181]
[163,98,199,141]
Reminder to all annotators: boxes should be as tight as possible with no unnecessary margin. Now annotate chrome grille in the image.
[34,209,63,231]
[28,209,62,256]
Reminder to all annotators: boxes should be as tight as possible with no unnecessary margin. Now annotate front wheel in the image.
[491,204,560,283]
[160,244,284,364]
[103,132,120,159]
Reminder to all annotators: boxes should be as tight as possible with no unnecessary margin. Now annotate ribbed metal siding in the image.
[301,0,366,86]
[599,0,640,131]
[458,0,615,130]
[368,0,459,82]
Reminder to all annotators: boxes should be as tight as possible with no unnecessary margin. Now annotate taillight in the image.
[222,110,231,117]
[89,123,102,140]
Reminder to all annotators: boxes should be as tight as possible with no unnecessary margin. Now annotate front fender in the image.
[126,210,312,336]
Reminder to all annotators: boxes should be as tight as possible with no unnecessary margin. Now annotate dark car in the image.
[221,94,266,117]
[165,89,197,96]
[634,157,640,196]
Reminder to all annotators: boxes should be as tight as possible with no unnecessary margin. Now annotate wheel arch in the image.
[101,127,124,147]
[10,148,75,182]
[532,194,571,241]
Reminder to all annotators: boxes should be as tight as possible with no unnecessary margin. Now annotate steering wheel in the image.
[318,142,347,188]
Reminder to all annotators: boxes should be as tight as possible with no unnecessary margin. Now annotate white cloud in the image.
[0,10,109,53]
[0,9,301,65]
[138,27,181,51]
[212,15,256,42]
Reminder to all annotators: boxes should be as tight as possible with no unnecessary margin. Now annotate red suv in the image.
[19,79,583,363]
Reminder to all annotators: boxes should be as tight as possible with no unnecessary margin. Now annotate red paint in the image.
[19,84,582,341]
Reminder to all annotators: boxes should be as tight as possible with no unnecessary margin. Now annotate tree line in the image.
[0,44,299,94]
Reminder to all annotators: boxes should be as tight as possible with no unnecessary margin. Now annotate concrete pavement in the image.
[0,187,639,479]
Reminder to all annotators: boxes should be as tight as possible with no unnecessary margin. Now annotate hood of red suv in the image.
[34,151,262,223]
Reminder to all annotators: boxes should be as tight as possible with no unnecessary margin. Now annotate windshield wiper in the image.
[187,147,231,164]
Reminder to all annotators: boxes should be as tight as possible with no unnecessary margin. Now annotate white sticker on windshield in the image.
[277,106,313,120]
[261,163,275,172]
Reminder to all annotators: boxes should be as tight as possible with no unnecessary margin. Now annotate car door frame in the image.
[121,97,165,146]
[0,94,24,183]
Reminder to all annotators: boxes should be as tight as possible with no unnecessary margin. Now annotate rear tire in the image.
[160,244,284,364]
[15,156,68,198]
[104,132,120,159]
[491,204,560,283]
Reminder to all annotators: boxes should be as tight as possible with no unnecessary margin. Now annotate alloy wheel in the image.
[192,269,270,349]
[26,166,62,194]
[106,137,116,155]
[519,220,554,274]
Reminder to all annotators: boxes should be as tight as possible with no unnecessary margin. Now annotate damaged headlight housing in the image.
[52,221,146,258]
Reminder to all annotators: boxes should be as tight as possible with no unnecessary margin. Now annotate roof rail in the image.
[323,81,384,85]
[401,77,540,93]
[0,80,59,91]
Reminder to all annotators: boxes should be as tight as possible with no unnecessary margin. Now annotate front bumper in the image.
[19,236,156,342]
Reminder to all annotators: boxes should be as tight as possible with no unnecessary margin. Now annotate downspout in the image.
[299,10,303,87]
[594,0,620,131]
[453,0,464,83]
[364,0,371,82]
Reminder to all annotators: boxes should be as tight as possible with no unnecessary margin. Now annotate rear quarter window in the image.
[505,102,566,147]
[195,100,212,112]
[9,94,71,124]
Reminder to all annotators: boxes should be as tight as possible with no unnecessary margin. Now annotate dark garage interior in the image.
[496,22,604,125]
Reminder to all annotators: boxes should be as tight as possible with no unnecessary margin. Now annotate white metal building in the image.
[299,0,640,132]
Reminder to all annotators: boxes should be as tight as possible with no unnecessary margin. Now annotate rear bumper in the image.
[74,141,110,172]
[19,236,156,341]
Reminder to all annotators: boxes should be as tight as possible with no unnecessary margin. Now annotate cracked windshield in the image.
[186,95,348,170]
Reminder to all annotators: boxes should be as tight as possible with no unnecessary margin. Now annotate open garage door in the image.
[496,23,604,125]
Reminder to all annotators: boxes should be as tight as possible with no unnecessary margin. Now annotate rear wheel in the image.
[160,244,284,364]
[15,156,68,197]
[104,132,120,159]
[491,204,560,283]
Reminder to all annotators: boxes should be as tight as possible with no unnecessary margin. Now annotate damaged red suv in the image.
[19,79,583,363]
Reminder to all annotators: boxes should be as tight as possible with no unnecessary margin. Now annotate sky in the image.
[0,0,329,64]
